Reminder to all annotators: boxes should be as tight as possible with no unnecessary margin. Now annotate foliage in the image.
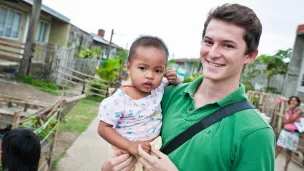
[16,75,61,95]
[274,48,292,61]
[21,115,57,141]
[245,49,291,93]
[183,73,203,83]
[97,58,121,83]
[114,48,128,61]
[88,79,107,96]
[168,59,176,66]
[263,87,280,94]
[76,47,103,59]
[66,42,73,48]
[58,96,101,136]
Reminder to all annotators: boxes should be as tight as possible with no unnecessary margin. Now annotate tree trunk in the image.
[19,0,42,76]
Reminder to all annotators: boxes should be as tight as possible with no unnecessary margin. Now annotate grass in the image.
[58,95,103,136]
[51,96,103,169]
[15,75,62,95]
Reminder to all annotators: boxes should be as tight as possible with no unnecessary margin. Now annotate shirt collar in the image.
[183,76,248,107]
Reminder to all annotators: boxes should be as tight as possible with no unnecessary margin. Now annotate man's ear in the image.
[244,49,258,64]
[126,61,131,74]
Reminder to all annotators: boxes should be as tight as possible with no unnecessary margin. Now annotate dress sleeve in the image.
[97,94,124,126]
[160,77,169,89]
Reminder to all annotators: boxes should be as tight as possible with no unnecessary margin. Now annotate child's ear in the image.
[126,61,131,74]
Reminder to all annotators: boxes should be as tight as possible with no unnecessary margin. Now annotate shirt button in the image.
[188,108,192,111]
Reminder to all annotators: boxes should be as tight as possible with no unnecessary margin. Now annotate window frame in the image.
[36,20,50,43]
[0,6,22,40]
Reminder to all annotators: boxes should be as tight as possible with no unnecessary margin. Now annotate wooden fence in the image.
[247,91,304,167]
[52,64,109,98]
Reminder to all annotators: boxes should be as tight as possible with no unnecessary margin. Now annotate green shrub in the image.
[97,58,121,83]
[88,79,107,96]
[183,73,203,83]
[16,75,61,95]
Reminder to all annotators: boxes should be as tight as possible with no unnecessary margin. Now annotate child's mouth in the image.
[143,82,152,88]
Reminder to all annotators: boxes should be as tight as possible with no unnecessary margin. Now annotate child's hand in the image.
[165,70,181,85]
[127,141,151,156]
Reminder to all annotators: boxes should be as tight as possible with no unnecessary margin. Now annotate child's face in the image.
[127,46,166,93]
[289,97,299,108]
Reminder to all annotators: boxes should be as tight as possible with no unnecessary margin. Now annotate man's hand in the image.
[127,141,151,156]
[101,150,136,171]
[138,144,178,171]
[165,70,181,85]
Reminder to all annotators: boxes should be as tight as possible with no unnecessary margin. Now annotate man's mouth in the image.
[206,60,226,67]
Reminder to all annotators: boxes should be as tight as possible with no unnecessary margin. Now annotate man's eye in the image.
[156,70,163,73]
[224,44,234,48]
[204,40,213,45]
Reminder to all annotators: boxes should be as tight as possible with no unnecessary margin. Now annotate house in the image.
[68,24,93,50]
[0,0,71,63]
[282,24,304,100]
[91,29,122,59]
[171,58,202,78]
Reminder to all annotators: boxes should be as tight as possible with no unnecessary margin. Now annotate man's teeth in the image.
[209,61,224,67]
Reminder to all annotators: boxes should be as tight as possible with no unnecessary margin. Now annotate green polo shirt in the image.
[161,77,275,171]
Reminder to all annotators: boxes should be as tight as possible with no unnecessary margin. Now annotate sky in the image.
[42,0,304,59]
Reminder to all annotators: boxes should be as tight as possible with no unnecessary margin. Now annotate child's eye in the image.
[139,67,146,71]
[156,69,163,73]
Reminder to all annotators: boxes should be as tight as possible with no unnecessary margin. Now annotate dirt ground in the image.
[0,79,60,103]
[53,132,77,160]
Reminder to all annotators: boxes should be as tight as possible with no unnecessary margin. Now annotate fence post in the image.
[82,81,86,94]
[277,100,285,132]
[12,111,21,130]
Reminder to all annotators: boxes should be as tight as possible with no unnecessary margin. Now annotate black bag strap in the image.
[162,100,255,155]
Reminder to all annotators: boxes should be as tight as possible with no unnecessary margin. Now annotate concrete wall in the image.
[48,18,69,46]
[283,35,304,97]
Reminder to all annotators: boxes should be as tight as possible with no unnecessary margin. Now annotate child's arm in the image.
[165,70,182,85]
[98,121,151,155]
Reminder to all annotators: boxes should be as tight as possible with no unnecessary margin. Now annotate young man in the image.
[102,3,275,171]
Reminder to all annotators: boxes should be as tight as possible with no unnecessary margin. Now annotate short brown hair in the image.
[202,3,262,55]
[128,36,169,63]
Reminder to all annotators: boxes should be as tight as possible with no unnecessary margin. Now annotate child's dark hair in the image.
[128,35,169,63]
[288,96,301,107]
[2,128,41,171]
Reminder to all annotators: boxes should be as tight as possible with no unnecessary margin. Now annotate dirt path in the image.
[0,79,60,103]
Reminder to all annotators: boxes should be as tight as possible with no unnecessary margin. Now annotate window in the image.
[0,7,21,39]
[37,21,48,42]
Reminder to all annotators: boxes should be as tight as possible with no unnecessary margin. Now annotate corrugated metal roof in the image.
[22,0,70,23]
[91,33,121,48]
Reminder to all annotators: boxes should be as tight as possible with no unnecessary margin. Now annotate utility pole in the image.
[19,0,42,76]
[107,29,114,59]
